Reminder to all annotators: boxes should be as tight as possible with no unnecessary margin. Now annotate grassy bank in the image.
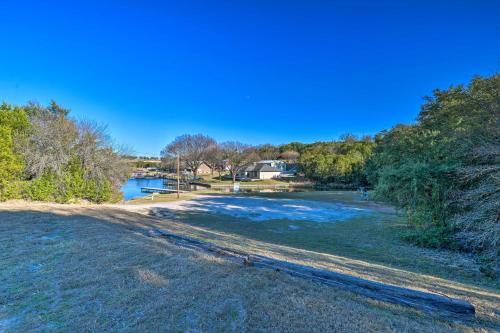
[163,192,496,289]
[0,195,498,331]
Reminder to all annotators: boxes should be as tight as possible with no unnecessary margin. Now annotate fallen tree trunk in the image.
[149,229,475,320]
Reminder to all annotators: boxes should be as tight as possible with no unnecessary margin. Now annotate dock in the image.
[188,181,212,188]
[141,187,186,194]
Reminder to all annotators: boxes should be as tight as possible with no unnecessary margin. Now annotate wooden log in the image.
[150,229,475,320]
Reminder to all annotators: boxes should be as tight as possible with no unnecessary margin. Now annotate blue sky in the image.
[1,1,499,156]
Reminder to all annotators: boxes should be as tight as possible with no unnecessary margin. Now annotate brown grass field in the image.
[1,193,499,332]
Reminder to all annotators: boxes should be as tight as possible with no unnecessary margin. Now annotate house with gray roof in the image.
[257,160,287,172]
[244,163,282,180]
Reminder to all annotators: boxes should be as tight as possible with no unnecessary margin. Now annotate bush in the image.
[83,179,112,203]
[55,161,86,203]
[403,226,456,249]
[24,172,57,201]
[0,180,28,201]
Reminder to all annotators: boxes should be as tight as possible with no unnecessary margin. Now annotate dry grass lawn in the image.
[0,199,499,332]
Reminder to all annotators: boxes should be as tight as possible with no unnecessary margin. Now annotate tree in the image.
[339,133,357,144]
[256,144,280,160]
[279,150,300,163]
[20,105,78,178]
[366,124,448,224]
[220,142,259,182]
[2,100,130,203]
[279,142,306,155]
[48,100,70,116]
[203,144,225,177]
[434,75,499,261]
[75,120,130,192]
[296,140,374,185]
[161,134,216,179]
[0,103,30,200]
[367,73,500,264]
[452,140,499,261]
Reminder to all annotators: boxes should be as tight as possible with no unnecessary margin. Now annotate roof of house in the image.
[255,163,281,172]
[244,164,257,172]
[245,163,282,173]
[256,164,280,172]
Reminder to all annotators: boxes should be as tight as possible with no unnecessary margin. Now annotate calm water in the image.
[121,178,205,200]
[121,178,166,200]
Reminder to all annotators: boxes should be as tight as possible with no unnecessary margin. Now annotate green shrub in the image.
[402,225,457,250]
[24,173,57,201]
[83,179,112,203]
[0,105,29,201]
[109,189,124,203]
[2,180,28,200]
[55,161,86,203]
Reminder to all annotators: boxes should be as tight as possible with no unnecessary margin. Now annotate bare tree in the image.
[21,111,78,178]
[279,150,300,163]
[452,140,500,266]
[204,143,224,177]
[75,120,131,189]
[160,154,177,173]
[161,134,216,179]
[75,120,110,171]
[220,141,260,182]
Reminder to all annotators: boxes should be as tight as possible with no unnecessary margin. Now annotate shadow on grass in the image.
[167,209,496,284]
[0,207,498,331]
[0,209,257,331]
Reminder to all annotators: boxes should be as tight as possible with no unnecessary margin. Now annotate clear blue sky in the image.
[1,1,499,156]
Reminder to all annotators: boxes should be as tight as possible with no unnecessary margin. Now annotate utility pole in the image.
[177,154,180,198]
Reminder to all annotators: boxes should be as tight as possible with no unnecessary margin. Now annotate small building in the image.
[184,162,214,178]
[132,168,148,178]
[195,162,212,175]
[245,163,282,180]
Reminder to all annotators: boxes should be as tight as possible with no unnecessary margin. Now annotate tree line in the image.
[161,133,374,186]
[0,101,130,203]
[283,135,374,186]
[161,135,261,182]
